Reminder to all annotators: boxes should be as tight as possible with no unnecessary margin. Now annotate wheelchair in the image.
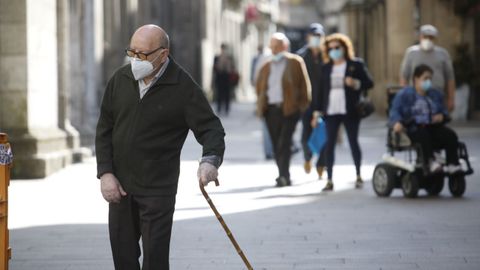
[372,85,474,198]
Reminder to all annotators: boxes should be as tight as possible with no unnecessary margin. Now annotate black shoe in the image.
[322,181,334,191]
[275,176,288,187]
[286,177,292,186]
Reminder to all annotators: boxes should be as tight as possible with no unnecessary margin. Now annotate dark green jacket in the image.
[95,58,225,196]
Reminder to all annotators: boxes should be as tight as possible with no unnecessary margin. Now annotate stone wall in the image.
[0,0,280,178]
[0,0,72,178]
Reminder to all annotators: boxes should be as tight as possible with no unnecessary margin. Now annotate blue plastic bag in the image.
[307,118,327,155]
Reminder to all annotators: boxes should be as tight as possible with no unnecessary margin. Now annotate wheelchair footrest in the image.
[382,154,415,172]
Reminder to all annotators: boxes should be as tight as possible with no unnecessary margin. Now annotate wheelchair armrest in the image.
[387,129,412,149]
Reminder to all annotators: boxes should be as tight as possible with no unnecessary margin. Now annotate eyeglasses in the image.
[328,46,341,51]
[125,46,164,61]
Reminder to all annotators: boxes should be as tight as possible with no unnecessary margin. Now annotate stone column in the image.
[82,0,103,147]
[57,0,86,162]
[0,0,71,178]
[386,0,416,84]
[68,0,104,148]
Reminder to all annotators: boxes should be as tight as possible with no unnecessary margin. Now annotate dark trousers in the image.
[407,125,459,165]
[265,105,300,180]
[215,75,231,114]
[301,107,326,167]
[324,114,362,180]
[109,194,176,270]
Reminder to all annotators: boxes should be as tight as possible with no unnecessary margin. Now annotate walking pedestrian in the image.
[400,24,456,111]
[213,43,236,116]
[251,45,274,159]
[95,24,225,270]
[256,32,310,187]
[251,45,267,85]
[312,33,374,191]
[296,23,327,178]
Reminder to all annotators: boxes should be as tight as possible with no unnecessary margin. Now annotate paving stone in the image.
[8,102,480,269]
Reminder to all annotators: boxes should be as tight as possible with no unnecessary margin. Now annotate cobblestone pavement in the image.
[8,102,480,270]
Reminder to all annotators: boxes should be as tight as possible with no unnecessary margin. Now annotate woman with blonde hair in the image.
[312,33,374,191]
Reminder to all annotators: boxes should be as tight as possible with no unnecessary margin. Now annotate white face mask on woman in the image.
[130,53,161,80]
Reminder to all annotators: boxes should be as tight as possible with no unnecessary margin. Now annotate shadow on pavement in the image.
[10,180,480,270]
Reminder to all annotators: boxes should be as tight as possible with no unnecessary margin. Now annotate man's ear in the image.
[162,49,170,62]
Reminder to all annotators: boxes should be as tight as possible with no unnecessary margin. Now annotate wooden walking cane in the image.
[200,179,253,270]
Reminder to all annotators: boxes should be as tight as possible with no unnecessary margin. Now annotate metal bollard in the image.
[0,133,13,270]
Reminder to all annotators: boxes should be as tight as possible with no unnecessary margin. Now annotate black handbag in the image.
[356,92,375,118]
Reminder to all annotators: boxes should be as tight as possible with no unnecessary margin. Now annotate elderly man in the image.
[95,24,225,270]
[256,32,310,187]
[400,24,456,111]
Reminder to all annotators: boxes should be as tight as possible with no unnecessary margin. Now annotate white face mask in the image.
[420,39,434,51]
[308,36,321,48]
[130,54,161,80]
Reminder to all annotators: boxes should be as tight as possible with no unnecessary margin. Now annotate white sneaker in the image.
[430,161,443,173]
[433,152,445,164]
[446,164,462,174]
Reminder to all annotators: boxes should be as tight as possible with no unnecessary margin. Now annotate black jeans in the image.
[407,125,459,165]
[215,73,231,115]
[109,194,176,270]
[324,114,362,180]
[265,105,300,180]
[301,107,326,168]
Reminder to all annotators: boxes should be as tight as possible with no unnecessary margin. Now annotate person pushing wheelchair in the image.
[389,64,462,175]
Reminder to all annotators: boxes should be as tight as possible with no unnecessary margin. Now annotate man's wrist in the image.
[97,162,113,179]
[199,155,222,168]
[99,172,113,180]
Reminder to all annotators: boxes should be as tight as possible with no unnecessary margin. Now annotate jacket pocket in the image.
[139,159,180,188]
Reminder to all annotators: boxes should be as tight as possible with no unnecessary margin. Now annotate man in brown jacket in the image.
[256,32,310,187]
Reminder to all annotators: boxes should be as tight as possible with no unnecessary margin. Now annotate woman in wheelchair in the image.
[389,64,461,175]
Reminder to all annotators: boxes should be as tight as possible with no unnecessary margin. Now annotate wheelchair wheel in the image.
[425,174,444,196]
[372,163,396,197]
[448,175,466,197]
[402,173,419,198]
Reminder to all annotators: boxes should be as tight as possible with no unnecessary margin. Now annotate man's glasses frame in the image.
[125,46,164,61]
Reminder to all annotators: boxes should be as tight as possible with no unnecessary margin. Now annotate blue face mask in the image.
[272,52,284,62]
[421,79,432,91]
[328,49,344,61]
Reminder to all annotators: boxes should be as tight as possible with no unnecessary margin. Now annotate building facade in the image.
[341,0,480,118]
[0,0,279,178]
